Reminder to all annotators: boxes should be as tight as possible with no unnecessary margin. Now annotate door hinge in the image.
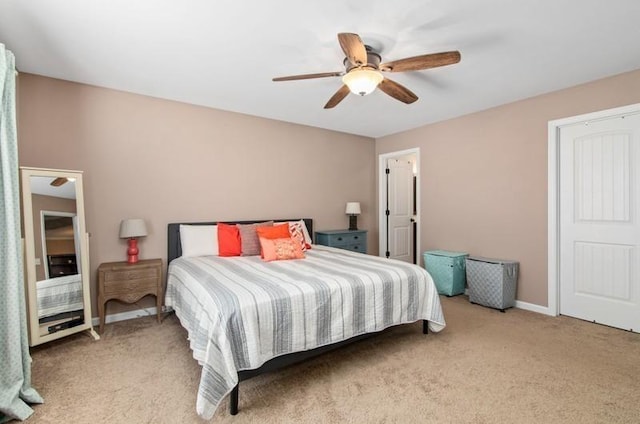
[385,209,390,216]
[385,168,390,174]
[385,251,390,258]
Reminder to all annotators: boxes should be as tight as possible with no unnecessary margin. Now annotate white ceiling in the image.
[30,176,76,199]
[2,0,640,138]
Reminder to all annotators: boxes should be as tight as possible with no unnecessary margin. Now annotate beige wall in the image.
[18,74,376,316]
[19,68,640,316]
[377,68,640,307]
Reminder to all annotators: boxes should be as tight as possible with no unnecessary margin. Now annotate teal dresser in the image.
[315,229,367,254]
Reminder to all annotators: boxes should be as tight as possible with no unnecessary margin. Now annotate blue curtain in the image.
[0,44,43,422]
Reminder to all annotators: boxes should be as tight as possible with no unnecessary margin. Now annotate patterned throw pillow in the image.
[259,237,305,262]
[274,220,312,250]
[288,221,308,252]
[237,221,273,256]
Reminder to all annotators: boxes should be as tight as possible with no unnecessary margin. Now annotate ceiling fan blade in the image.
[272,71,344,82]
[324,85,351,109]
[50,177,68,187]
[378,78,418,104]
[380,51,461,72]
[338,33,367,67]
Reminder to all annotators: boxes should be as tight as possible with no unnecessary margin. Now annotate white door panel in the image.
[559,113,640,332]
[392,227,410,258]
[387,158,413,263]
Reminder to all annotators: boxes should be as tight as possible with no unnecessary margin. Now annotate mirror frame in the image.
[20,166,99,346]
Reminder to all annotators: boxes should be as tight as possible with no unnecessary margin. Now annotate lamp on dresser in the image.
[345,202,361,231]
[119,218,148,263]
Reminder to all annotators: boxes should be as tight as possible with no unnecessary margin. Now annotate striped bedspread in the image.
[165,245,445,419]
[36,274,83,319]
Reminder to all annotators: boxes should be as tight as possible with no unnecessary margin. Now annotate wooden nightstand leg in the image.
[98,298,105,334]
[156,294,162,323]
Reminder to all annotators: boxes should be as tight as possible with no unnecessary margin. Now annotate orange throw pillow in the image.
[255,223,290,240]
[259,237,305,262]
[217,223,241,257]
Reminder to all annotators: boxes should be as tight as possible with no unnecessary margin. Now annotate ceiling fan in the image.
[273,32,461,109]
[50,177,74,186]
[50,177,68,186]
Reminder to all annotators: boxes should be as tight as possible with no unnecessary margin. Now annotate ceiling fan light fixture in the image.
[342,69,383,96]
[50,177,68,187]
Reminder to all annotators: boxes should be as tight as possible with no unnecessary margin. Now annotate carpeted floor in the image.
[27,296,640,423]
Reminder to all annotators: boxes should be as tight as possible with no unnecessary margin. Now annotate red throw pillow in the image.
[255,223,290,240]
[218,223,241,257]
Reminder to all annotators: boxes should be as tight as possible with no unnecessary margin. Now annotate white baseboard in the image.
[464,288,553,316]
[91,306,172,327]
[515,300,554,316]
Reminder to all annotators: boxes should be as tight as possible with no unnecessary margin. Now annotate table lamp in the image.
[345,202,361,231]
[119,218,148,263]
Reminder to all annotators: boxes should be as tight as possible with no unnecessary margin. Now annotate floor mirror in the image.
[20,166,99,346]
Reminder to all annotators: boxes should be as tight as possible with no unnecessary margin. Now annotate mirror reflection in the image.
[29,175,85,335]
[43,214,78,278]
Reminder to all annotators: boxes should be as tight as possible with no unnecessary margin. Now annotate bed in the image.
[35,273,85,334]
[165,219,445,419]
[36,273,84,320]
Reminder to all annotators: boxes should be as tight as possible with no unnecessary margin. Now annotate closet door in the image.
[559,114,640,332]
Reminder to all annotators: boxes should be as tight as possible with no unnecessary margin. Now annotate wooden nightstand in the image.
[97,258,163,334]
[315,229,368,254]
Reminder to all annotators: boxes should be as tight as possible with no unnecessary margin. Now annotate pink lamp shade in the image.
[119,219,148,263]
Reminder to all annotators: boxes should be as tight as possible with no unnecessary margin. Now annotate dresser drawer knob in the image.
[337,237,342,241]
[354,236,358,240]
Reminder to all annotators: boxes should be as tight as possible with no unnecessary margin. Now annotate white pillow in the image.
[179,225,218,257]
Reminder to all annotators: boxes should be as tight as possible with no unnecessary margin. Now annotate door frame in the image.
[40,210,77,280]
[378,147,420,262]
[547,102,640,317]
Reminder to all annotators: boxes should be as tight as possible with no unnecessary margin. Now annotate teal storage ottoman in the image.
[423,250,469,296]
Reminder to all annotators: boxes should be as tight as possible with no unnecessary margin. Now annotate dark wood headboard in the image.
[167,218,313,264]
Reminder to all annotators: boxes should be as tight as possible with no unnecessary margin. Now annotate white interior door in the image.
[559,113,640,332]
[387,158,414,263]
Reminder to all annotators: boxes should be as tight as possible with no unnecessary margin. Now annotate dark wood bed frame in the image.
[167,218,430,415]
